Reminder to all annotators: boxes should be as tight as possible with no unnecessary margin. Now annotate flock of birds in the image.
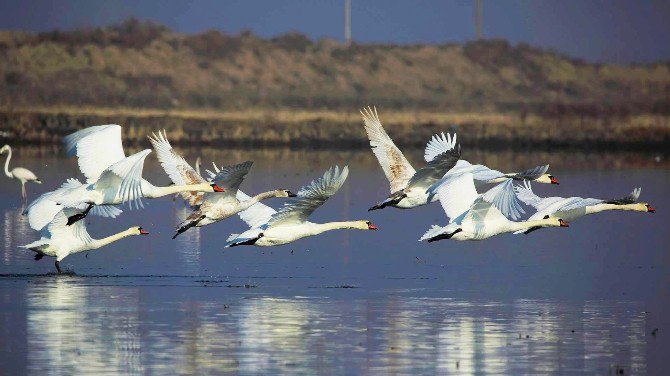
[0,107,655,273]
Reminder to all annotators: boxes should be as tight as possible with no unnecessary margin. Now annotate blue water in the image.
[0,146,668,374]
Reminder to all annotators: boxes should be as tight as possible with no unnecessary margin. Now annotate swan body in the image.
[361,107,461,211]
[513,183,654,231]
[26,125,223,227]
[148,131,295,238]
[226,166,377,247]
[1,144,42,202]
[21,208,149,273]
[361,107,556,211]
[420,173,568,243]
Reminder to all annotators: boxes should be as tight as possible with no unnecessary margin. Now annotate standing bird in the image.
[147,130,295,238]
[512,182,654,233]
[21,207,149,274]
[226,166,378,247]
[1,144,42,203]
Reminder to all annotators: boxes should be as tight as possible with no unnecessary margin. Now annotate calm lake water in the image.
[0,146,668,374]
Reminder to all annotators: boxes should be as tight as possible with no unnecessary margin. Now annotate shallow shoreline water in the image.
[0,147,668,374]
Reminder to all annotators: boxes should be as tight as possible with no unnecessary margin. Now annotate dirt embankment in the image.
[1,107,668,150]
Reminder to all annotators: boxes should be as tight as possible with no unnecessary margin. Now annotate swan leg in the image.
[229,234,264,247]
[368,193,407,211]
[55,260,62,274]
[172,215,206,239]
[21,182,27,203]
[66,204,94,226]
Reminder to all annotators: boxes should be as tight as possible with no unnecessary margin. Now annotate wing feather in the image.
[360,107,415,192]
[94,149,151,210]
[63,125,126,182]
[267,166,348,227]
[236,190,277,228]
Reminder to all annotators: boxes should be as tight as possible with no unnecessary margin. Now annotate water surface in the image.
[0,146,668,374]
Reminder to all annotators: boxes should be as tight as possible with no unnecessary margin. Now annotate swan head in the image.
[131,226,150,235]
[536,174,559,185]
[276,189,298,198]
[364,220,378,230]
[210,183,225,192]
[0,145,9,154]
[642,203,655,213]
[542,215,569,227]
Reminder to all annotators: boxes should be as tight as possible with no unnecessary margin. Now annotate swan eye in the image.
[543,215,549,219]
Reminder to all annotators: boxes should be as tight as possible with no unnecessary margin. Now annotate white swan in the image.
[1,144,42,202]
[147,131,295,238]
[512,182,654,233]
[419,174,568,242]
[25,125,224,229]
[21,208,149,273]
[226,166,378,247]
[361,107,461,211]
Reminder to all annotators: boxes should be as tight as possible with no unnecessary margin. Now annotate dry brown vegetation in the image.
[0,19,669,148]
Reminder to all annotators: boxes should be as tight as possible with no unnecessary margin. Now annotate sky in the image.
[0,0,668,64]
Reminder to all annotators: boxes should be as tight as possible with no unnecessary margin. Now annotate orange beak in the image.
[140,228,149,235]
[559,219,569,227]
[212,184,225,192]
[368,223,378,230]
[550,177,559,185]
[647,205,656,213]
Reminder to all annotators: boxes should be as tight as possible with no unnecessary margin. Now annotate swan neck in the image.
[586,203,642,214]
[144,183,210,198]
[509,218,553,232]
[239,191,278,209]
[313,221,363,234]
[89,229,134,250]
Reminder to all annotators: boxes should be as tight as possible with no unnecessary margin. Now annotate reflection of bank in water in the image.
[26,279,141,374]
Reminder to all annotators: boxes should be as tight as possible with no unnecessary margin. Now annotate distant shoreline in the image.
[2,106,669,150]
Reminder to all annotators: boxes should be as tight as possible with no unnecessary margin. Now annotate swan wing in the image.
[481,180,525,220]
[236,190,277,228]
[423,132,458,162]
[63,124,126,182]
[514,181,543,208]
[434,172,479,222]
[509,165,549,181]
[89,205,123,218]
[148,130,206,207]
[45,208,93,245]
[604,187,642,205]
[25,178,84,231]
[94,149,151,209]
[148,130,205,186]
[407,145,461,189]
[461,198,509,237]
[360,107,415,192]
[209,161,253,197]
[268,165,348,227]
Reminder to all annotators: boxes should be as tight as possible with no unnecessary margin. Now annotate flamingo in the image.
[1,144,42,203]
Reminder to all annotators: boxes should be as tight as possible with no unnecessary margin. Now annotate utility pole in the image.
[475,0,482,39]
[344,0,351,46]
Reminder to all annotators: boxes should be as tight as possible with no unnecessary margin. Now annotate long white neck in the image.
[310,221,365,235]
[3,146,11,178]
[143,182,213,198]
[507,218,557,233]
[238,190,281,211]
[88,228,136,250]
[585,203,644,214]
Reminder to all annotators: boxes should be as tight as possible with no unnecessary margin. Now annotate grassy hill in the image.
[0,19,669,148]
